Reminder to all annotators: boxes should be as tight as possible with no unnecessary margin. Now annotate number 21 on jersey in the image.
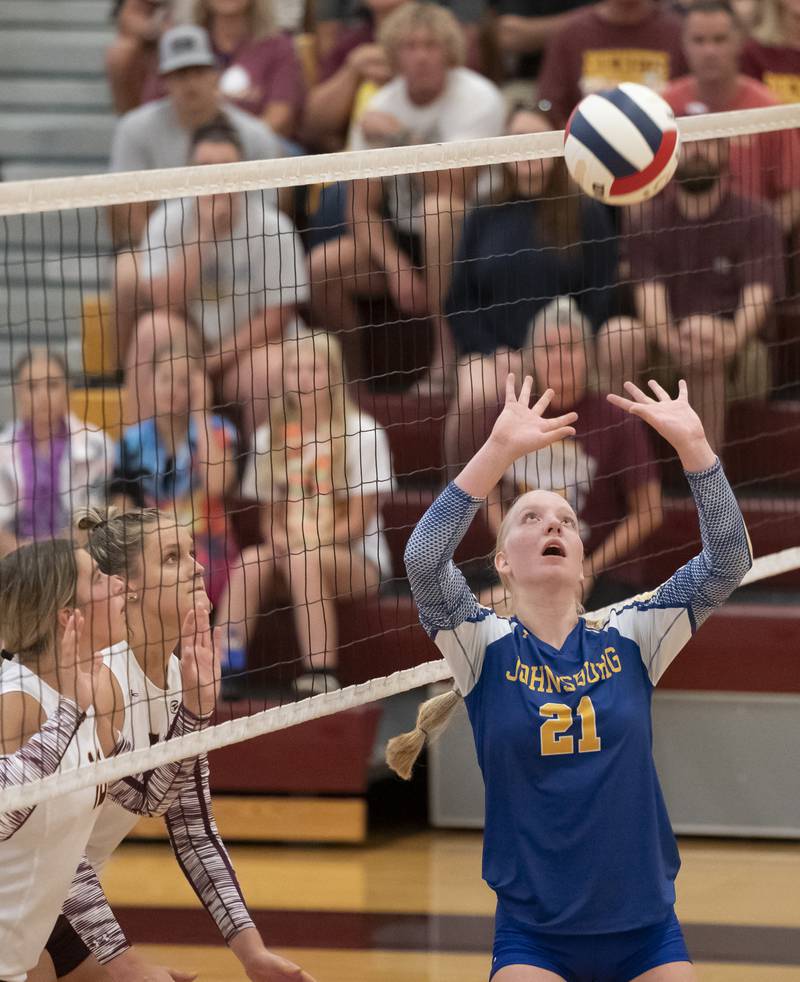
[539,696,602,756]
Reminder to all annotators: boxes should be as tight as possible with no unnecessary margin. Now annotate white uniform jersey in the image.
[85,643,182,872]
[0,662,105,981]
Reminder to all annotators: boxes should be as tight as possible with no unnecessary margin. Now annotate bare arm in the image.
[496,11,578,54]
[333,493,378,544]
[263,102,295,140]
[205,305,291,377]
[634,280,672,347]
[304,60,362,142]
[734,281,773,343]
[351,177,405,271]
[0,527,17,558]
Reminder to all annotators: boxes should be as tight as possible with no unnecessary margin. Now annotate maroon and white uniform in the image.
[62,644,254,967]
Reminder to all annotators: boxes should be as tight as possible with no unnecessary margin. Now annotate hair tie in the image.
[1,648,13,661]
[418,725,429,738]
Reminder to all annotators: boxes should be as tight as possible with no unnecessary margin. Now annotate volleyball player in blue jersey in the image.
[388,374,752,982]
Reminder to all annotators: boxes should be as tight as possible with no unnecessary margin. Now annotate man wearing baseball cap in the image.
[109,24,283,247]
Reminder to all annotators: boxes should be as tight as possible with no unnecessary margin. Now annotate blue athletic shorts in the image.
[490,905,691,981]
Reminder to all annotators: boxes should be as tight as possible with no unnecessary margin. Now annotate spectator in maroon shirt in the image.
[493,296,663,610]
[622,138,785,453]
[303,0,406,151]
[537,0,686,125]
[741,0,800,104]
[141,0,305,139]
[663,0,800,233]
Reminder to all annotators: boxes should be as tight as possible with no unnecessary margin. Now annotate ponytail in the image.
[385,689,462,780]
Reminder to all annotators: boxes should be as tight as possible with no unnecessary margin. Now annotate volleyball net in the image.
[1,104,800,813]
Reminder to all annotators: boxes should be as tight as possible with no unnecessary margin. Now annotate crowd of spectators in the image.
[1,0,796,690]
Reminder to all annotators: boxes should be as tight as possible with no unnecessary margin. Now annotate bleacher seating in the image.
[0,0,115,419]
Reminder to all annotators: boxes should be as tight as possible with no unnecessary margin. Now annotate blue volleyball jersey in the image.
[405,460,752,934]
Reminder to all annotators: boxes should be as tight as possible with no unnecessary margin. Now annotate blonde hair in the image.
[386,689,462,779]
[259,331,354,501]
[193,0,275,40]
[76,508,162,581]
[378,2,466,71]
[0,540,79,663]
[753,0,782,44]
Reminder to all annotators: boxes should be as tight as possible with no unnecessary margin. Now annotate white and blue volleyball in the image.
[564,83,680,206]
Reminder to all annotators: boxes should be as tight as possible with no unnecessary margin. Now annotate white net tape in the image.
[1,544,797,816]
[0,105,798,215]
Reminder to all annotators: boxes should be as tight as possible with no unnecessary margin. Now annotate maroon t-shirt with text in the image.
[740,38,800,104]
[507,393,659,558]
[537,5,687,124]
[627,190,785,324]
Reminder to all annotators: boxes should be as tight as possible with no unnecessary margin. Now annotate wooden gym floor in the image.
[102,831,800,981]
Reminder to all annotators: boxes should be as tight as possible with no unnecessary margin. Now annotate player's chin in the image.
[184,583,211,614]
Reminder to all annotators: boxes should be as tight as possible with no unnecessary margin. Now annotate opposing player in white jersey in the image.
[0,537,218,982]
[40,510,316,982]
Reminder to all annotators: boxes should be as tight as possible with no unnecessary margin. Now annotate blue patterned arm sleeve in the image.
[609,459,753,686]
[654,459,752,630]
[404,482,485,636]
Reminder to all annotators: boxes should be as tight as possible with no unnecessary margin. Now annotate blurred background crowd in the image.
[1,0,798,696]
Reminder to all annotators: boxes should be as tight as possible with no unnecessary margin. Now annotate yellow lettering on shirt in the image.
[605,647,622,673]
[581,49,671,95]
[519,663,530,686]
[544,665,562,694]
[763,72,800,105]
[506,657,521,682]
[529,665,546,693]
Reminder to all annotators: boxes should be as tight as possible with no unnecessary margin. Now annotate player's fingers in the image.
[546,426,577,443]
[504,372,516,404]
[542,411,578,431]
[606,393,634,412]
[181,608,197,640]
[677,378,689,400]
[646,378,670,401]
[519,374,534,407]
[622,380,652,404]
[531,387,554,415]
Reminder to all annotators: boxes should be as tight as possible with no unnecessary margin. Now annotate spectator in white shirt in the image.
[119,119,309,436]
[219,331,395,695]
[308,2,505,387]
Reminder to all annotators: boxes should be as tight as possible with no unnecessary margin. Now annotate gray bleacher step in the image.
[0,160,110,182]
[0,30,113,76]
[0,282,88,332]
[0,112,114,161]
[1,209,114,253]
[4,252,109,291]
[0,77,112,111]
[0,0,113,28]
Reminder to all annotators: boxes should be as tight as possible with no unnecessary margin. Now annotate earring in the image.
[127,593,139,603]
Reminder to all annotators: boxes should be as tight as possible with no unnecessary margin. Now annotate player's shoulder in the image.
[0,684,46,754]
[587,588,661,629]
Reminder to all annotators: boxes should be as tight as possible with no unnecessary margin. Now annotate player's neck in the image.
[694,74,740,112]
[129,630,173,690]
[512,592,580,651]
[597,0,653,26]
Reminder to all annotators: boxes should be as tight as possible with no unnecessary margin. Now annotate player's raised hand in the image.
[60,611,96,715]
[179,605,221,718]
[607,379,715,471]
[490,374,578,462]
